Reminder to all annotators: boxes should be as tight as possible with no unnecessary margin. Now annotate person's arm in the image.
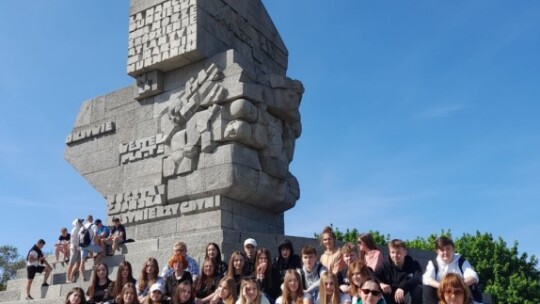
[198,289,219,304]
[398,260,423,293]
[422,260,439,288]
[460,260,479,286]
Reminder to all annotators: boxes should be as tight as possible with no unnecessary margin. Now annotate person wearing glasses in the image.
[357,277,385,304]
[348,262,384,304]
[374,240,422,304]
[437,273,472,304]
[356,234,383,272]
[162,242,201,282]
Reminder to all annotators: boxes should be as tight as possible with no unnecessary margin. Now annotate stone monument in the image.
[64,0,305,253]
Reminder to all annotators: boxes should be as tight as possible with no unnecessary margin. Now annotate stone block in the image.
[85,167,124,195]
[198,143,261,171]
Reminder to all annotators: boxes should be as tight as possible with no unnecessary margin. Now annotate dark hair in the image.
[435,236,455,250]
[112,261,136,298]
[65,287,87,304]
[357,233,378,251]
[87,263,111,299]
[360,276,382,293]
[37,239,46,245]
[205,243,223,264]
[255,248,273,290]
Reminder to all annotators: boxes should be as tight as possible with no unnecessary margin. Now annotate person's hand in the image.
[380,283,392,294]
[394,288,405,303]
[257,262,267,275]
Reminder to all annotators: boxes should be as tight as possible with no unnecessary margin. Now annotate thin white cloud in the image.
[417,103,469,119]
[0,197,51,208]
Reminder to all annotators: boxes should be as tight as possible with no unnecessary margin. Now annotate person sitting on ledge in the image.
[103,217,126,255]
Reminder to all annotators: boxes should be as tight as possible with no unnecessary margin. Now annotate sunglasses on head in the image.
[361,289,382,297]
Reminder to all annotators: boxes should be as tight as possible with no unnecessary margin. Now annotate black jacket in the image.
[374,255,422,293]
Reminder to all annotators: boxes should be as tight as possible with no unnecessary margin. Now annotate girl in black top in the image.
[87,263,113,304]
[205,243,228,277]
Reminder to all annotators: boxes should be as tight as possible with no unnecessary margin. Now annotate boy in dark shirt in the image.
[375,239,423,304]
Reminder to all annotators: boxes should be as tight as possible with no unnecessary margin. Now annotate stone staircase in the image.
[0,237,173,304]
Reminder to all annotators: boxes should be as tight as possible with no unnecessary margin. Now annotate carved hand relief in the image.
[160,63,304,181]
[65,0,305,224]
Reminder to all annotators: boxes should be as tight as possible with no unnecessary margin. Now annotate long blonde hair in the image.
[319,272,340,304]
[238,277,262,304]
[281,270,303,304]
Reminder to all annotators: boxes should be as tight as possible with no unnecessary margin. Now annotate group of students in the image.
[29,224,481,304]
[25,215,127,300]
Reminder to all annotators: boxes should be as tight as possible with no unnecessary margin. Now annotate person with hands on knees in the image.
[374,240,422,304]
[422,236,481,304]
[55,227,71,263]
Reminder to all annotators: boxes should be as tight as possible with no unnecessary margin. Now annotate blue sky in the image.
[1,1,539,264]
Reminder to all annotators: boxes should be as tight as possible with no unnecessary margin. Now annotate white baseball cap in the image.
[244,238,257,247]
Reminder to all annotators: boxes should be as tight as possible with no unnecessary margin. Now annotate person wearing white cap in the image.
[243,238,257,275]
[145,283,169,304]
[66,218,83,283]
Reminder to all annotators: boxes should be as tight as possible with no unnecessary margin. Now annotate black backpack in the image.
[431,255,483,303]
[79,224,93,248]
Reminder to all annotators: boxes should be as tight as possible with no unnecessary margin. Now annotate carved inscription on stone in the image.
[66,121,115,145]
[107,192,220,224]
[107,184,166,215]
[136,70,164,100]
[119,134,165,164]
[127,0,196,75]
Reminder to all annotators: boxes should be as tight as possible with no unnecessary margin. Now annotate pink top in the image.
[364,249,384,272]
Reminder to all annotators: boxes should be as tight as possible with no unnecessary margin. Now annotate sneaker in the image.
[66,280,73,284]
[41,282,49,287]
[26,295,33,300]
